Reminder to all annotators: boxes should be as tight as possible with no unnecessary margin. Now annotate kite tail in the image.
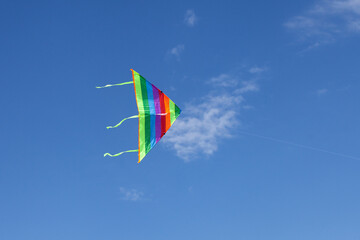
[96,81,133,88]
[106,115,139,129]
[104,149,138,157]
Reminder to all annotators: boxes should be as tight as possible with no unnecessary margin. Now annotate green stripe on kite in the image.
[139,75,151,156]
[169,100,175,125]
[175,104,181,119]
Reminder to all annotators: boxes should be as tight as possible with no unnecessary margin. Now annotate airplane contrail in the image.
[238,131,360,161]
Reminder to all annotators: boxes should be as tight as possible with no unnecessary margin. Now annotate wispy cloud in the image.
[236,80,259,94]
[249,66,267,74]
[285,0,360,48]
[165,67,265,161]
[167,44,185,60]
[316,88,329,96]
[210,67,266,88]
[119,187,144,201]
[209,74,238,87]
[184,9,197,27]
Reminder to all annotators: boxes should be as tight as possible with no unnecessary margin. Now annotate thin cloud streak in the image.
[239,130,360,161]
[209,74,238,87]
[316,88,329,96]
[249,66,267,74]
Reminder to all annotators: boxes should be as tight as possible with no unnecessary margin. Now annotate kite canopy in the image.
[97,69,181,163]
[132,69,181,162]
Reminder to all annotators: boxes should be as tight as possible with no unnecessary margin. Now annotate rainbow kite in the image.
[97,69,181,163]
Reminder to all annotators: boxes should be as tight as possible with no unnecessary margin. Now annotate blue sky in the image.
[1,0,360,239]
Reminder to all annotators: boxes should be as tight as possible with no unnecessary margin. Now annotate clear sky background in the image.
[1,0,360,239]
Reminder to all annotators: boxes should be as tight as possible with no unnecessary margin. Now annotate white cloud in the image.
[119,187,143,201]
[285,0,360,47]
[209,74,238,87]
[184,9,197,26]
[165,68,263,161]
[348,19,360,31]
[249,66,267,74]
[165,94,241,161]
[316,88,329,95]
[312,0,360,14]
[236,80,259,94]
[209,67,265,88]
[168,44,185,60]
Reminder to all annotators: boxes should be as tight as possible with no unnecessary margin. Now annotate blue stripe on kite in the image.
[146,81,156,148]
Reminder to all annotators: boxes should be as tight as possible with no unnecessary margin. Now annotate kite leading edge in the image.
[97,69,181,163]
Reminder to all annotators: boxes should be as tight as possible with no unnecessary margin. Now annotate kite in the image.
[97,69,181,163]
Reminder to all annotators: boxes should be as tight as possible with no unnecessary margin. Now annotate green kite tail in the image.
[96,81,133,88]
[104,149,138,157]
[106,115,138,129]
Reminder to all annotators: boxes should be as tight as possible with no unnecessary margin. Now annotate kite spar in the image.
[97,69,181,163]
